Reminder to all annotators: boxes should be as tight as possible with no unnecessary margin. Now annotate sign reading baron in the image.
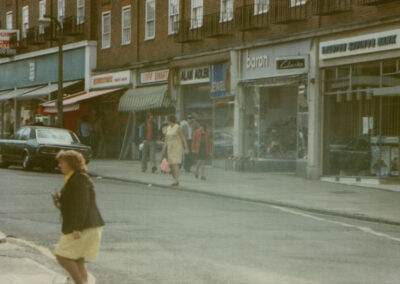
[320,29,400,60]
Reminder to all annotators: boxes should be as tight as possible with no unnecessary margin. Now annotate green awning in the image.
[118,85,172,112]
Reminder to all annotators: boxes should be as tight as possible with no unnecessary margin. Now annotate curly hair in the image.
[56,150,88,173]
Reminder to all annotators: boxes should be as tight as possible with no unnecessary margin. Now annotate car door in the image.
[5,128,24,162]
[11,128,30,163]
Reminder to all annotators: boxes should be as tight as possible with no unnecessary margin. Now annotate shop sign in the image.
[210,63,230,99]
[276,56,308,75]
[140,69,169,84]
[320,29,400,60]
[0,30,18,57]
[28,61,35,82]
[91,70,131,89]
[180,66,210,85]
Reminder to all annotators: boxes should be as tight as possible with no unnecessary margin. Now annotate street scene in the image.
[1,0,400,283]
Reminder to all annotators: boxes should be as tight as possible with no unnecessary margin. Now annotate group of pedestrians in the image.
[77,114,107,159]
[138,113,212,186]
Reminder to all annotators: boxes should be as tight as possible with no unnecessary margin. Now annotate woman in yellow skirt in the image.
[53,150,105,284]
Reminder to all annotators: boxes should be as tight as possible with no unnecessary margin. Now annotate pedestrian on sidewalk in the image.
[78,116,92,146]
[53,150,105,284]
[139,113,159,173]
[181,115,195,173]
[93,113,107,158]
[162,115,189,186]
[192,124,212,180]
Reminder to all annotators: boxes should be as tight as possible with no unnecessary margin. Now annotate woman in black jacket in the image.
[53,150,104,284]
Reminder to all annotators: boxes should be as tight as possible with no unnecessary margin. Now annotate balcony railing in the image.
[270,0,310,24]
[173,19,204,43]
[203,12,235,37]
[63,16,85,36]
[312,0,352,15]
[44,24,60,41]
[26,27,46,45]
[235,4,270,30]
[359,0,398,5]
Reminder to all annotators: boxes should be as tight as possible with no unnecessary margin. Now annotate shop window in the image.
[145,0,155,40]
[382,59,400,87]
[352,61,381,90]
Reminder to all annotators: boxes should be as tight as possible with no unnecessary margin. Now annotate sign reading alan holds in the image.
[180,66,210,85]
[91,70,131,89]
[320,29,400,60]
[140,69,169,84]
[0,30,19,57]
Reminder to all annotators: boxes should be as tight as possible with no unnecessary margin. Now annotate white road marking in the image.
[272,206,400,243]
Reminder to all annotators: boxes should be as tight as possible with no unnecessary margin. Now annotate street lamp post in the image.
[40,15,63,127]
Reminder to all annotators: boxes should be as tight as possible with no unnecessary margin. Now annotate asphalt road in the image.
[1,168,400,284]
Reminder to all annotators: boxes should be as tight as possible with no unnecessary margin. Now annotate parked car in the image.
[0,126,92,171]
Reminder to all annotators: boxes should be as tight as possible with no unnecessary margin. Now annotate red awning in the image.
[41,88,124,108]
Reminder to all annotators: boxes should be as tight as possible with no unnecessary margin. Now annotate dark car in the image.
[0,126,92,171]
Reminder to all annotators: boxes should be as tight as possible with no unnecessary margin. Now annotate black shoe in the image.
[172,182,179,186]
[152,166,157,173]
[201,176,206,180]
[195,173,199,179]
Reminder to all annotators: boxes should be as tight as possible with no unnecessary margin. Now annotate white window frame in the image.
[102,11,111,49]
[57,0,65,22]
[191,0,203,29]
[121,5,131,45]
[220,0,233,23]
[291,0,307,7]
[22,6,29,39]
[254,0,269,15]
[145,0,155,40]
[6,11,13,30]
[168,0,179,35]
[77,0,85,24]
[39,0,46,34]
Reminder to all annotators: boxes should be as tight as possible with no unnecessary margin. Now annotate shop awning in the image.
[118,85,172,112]
[0,86,43,101]
[19,80,82,100]
[41,87,124,108]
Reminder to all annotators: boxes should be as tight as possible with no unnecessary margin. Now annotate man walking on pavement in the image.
[139,113,159,173]
[181,115,200,172]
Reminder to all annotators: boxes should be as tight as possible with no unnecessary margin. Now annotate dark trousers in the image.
[184,139,192,171]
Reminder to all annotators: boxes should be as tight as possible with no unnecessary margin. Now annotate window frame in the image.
[121,5,131,45]
[191,0,203,29]
[220,0,233,23]
[22,6,29,39]
[39,0,46,34]
[291,0,307,7]
[145,0,156,40]
[254,0,269,15]
[168,0,179,35]
[102,11,111,49]
[57,0,65,22]
[6,11,13,30]
[77,0,85,24]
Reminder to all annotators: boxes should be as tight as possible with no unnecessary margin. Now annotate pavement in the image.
[0,232,68,284]
[89,159,400,226]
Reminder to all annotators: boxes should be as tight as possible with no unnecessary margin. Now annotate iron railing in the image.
[270,0,310,24]
[359,0,398,5]
[26,27,46,45]
[312,0,352,15]
[63,16,85,36]
[235,4,270,30]
[173,19,204,43]
[203,11,235,37]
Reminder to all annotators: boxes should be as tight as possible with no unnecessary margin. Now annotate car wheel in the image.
[0,155,9,168]
[22,153,32,171]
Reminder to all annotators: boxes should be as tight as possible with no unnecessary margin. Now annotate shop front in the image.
[239,40,311,175]
[320,28,400,178]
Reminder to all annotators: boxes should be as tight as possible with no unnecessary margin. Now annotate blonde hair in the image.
[56,150,88,173]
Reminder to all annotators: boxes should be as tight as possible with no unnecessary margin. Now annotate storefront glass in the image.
[324,59,400,177]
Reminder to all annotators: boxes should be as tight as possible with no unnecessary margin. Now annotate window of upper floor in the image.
[291,0,307,7]
[77,0,85,24]
[39,0,46,34]
[220,0,233,22]
[22,6,29,39]
[254,0,269,15]
[122,5,131,45]
[102,11,111,49]
[145,0,155,40]
[58,0,65,22]
[168,0,179,35]
[6,11,13,30]
[191,0,203,29]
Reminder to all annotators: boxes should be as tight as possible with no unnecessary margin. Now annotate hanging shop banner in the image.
[140,69,169,84]
[320,29,400,60]
[210,63,230,99]
[91,70,132,89]
[180,66,210,85]
[0,30,18,57]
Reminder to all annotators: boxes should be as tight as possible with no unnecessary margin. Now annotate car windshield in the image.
[36,129,80,144]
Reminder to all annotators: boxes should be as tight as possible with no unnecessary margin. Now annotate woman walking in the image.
[192,124,212,180]
[53,150,105,284]
[162,115,189,186]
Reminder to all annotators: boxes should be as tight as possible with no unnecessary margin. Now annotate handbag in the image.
[160,158,171,173]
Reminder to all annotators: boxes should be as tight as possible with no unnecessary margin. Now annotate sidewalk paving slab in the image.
[89,159,400,226]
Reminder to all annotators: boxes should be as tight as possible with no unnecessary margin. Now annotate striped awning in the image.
[19,80,82,100]
[0,86,43,101]
[118,85,172,112]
